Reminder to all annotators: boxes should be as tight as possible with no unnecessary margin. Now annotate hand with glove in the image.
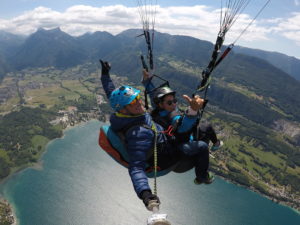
[99,59,111,76]
[140,190,160,211]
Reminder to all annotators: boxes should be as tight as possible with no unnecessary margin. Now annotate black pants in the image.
[150,123,215,178]
[148,141,209,179]
[194,121,218,145]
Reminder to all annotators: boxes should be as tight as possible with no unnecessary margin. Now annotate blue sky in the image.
[1,0,300,59]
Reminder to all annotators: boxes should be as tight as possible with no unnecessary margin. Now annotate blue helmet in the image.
[109,85,141,111]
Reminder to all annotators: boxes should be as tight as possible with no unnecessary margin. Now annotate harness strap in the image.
[151,122,158,196]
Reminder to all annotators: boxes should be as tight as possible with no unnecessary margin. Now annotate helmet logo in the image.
[124,88,134,96]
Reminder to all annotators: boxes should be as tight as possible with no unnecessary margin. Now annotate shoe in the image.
[211,140,223,151]
[194,172,215,185]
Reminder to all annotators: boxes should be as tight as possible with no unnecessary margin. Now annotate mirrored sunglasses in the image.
[129,94,141,105]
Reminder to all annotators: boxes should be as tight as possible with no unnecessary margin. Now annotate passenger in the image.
[142,70,223,183]
[99,60,211,209]
[143,70,223,149]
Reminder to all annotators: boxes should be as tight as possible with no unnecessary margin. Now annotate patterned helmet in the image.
[109,85,141,111]
[153,86,176,105]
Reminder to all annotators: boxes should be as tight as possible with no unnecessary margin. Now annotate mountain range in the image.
[234,46,300,81]
[0,27,300,81]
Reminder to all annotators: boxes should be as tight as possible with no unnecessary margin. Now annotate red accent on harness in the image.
[98,129,129,168]
[145,166,161,173]
[161,125,174,136]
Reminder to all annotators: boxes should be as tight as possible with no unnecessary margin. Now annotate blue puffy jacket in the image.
[101,73,169,197]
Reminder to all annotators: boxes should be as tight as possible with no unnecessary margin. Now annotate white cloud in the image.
[0,5,141,36]
[1,7,63,34]
[273,12,300,46]
[0,4,280,46]
[154,5,219,40]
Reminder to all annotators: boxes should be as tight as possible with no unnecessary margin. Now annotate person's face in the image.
[123,94,145,115]
[159,94,177,112]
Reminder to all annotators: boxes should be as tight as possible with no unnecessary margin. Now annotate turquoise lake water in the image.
[0,120,300,225]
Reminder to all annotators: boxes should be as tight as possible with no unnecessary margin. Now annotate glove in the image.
[99,59,111,75]
[140,190,160,210]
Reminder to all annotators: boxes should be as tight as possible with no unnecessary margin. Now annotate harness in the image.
[150,109,195,144]
[98,120,174,178]
[98,121,195,195]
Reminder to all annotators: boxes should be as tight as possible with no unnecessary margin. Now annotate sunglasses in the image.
[165,98,177,106]
[129,94,141,105]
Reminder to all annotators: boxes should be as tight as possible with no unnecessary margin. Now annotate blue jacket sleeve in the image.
[126,126,154,197]
[171,113,197,133]
[142,79,156,107]
[101,74,116,99]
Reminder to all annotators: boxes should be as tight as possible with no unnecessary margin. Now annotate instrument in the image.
[147,200,171,225]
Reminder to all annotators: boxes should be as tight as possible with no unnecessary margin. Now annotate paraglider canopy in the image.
[137,0,158,71]
[197,0,271,92]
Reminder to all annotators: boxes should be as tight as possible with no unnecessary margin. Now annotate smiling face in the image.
[158,94,177,112]
[120,94,145,115]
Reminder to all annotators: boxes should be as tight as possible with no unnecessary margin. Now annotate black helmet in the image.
[153,86,176,105]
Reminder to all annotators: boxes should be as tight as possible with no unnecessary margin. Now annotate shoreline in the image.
[0,197,17,225]
[212,169,300,214]
[0,119,98,225]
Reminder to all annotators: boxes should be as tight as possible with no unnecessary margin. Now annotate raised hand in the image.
[182,94,205,111]
[99,59,111,75]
